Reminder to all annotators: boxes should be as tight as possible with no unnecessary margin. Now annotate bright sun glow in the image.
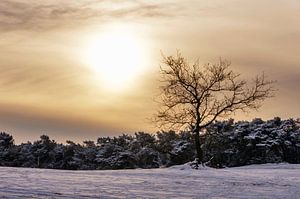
[83,25,149,91]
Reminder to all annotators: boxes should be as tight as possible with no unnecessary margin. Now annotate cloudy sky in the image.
[0,0,299,143]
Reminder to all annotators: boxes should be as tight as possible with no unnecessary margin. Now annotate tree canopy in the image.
[155,53,276,163]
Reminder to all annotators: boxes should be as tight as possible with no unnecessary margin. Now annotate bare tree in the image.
[154,52,275,164]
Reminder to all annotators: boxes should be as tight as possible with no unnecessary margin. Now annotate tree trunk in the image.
[194,130,203,163]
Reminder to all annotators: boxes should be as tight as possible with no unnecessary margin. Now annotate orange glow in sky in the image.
[0,0,299,143]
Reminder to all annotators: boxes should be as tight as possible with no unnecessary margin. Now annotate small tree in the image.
[154,52,275,164]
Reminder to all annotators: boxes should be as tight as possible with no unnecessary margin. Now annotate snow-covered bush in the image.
[156,131,195,166]
[136,146,160,168]
[203,117,300,167]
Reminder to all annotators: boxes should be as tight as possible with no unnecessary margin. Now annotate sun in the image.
[83,25,149,91]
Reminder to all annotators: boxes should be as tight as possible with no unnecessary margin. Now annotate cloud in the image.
[0,0,299,143]
[0,0,178,32]
[0,102,120,143]
[0,58,90,99]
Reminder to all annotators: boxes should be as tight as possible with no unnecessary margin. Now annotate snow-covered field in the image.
[0,164,299,198]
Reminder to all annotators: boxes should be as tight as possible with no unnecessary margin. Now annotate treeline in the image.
[0,117,299,170]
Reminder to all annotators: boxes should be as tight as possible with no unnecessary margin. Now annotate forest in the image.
[0,117,299,170]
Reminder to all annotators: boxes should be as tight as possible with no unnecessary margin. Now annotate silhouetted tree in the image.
[154,52,275,164]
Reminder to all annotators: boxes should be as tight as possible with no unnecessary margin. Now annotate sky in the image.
[0,0,299,143]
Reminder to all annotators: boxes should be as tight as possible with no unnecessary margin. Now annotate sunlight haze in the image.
[0,0,299,143]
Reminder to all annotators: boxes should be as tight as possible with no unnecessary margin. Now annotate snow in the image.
[0,164,299,198]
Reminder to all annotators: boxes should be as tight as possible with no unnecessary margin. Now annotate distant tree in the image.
[32,135,56,168]
[134,132,155,148]
[154,52,275,164]
[0,132,14,149]
[83,140,96,148]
